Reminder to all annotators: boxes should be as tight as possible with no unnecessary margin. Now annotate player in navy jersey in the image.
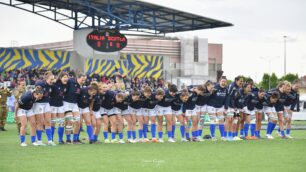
[15,87,44,146]
[170,89,184,141]
[236,84,252,139]
[63,74,86,144]
[108,91,125,144]
[91,83,105,143]
[126,89,143,143]
[175,90,190,142]
[183,87,205,142]
[263,91,280,139]
[34,71,55,146]
[196,81,214,141]
[236,84,250,139]
[113,91,129,144]
[49,71,68,144]
[142,86,159,142]
[77,83,99,144]
[225,76,243,141]
[89,82,99,139]
[282,80,300,138]
[207,77,228,141]
[99,83,112,143]
[251,88,265,138]
[270,81,291,139]
[151,88,166,142]
[101,88,125,143]
[187,85,205,141]
[246,78,259,92]
[156,84,178,143]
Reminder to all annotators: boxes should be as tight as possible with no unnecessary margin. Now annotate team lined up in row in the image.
[15,71,300,146]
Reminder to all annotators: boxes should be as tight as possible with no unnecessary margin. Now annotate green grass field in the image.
[1,124,306,172]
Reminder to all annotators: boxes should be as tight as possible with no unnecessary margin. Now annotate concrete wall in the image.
[180,38,194,76]
[196,38,209,76]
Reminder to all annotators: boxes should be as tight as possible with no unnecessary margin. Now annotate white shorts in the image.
[79,107,90,114]
[263,106,276,114]
[284,106,291,110]
[155,105,172,116]
[225,108,236,117]
[128,106,142,116]
[185,109,197,117]
[207,106,224,114]
[142,108,156,116]
[107,108,119,116]
[255,108,263,113]
[17,108,34,117]
[121,109,130,115]
[195,105,207,114]
[63,102,79,113]
[33,103,51,114]
[93,110,101,119]
[239,107,246,113]
[172,110,182,116]
[100,107,109,115]
[243,107,256,116]
[50,106,65,114]
[112,107,129,115]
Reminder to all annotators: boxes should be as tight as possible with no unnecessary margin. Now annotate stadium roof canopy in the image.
[1,0,233,34]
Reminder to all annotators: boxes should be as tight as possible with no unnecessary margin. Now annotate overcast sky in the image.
[0,0,306,82]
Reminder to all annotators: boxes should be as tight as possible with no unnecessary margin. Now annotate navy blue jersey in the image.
[248,92,265,110]
[64,78,82,103]
[262,93,277,107]
[127,95,143,109]
[35,80,53,103]
[157,91,175,107]
[171,93,183,111]
[246,92,263,111]
[101,90,115,110]
[142,93,159,110]
[18,91,36,110]
[225,82,240,109]
[196,91,211,106]
[182,103,187,113]
[269,88,287,112]
[92,93,104,112]
[284,89,299,111]
[50,81,67,107]
[235,89,250,109]
[77,87,94,109]
[251,86,259,92]
[183,92,198,110]
[114,97,129,111]
[207,84,227,108]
